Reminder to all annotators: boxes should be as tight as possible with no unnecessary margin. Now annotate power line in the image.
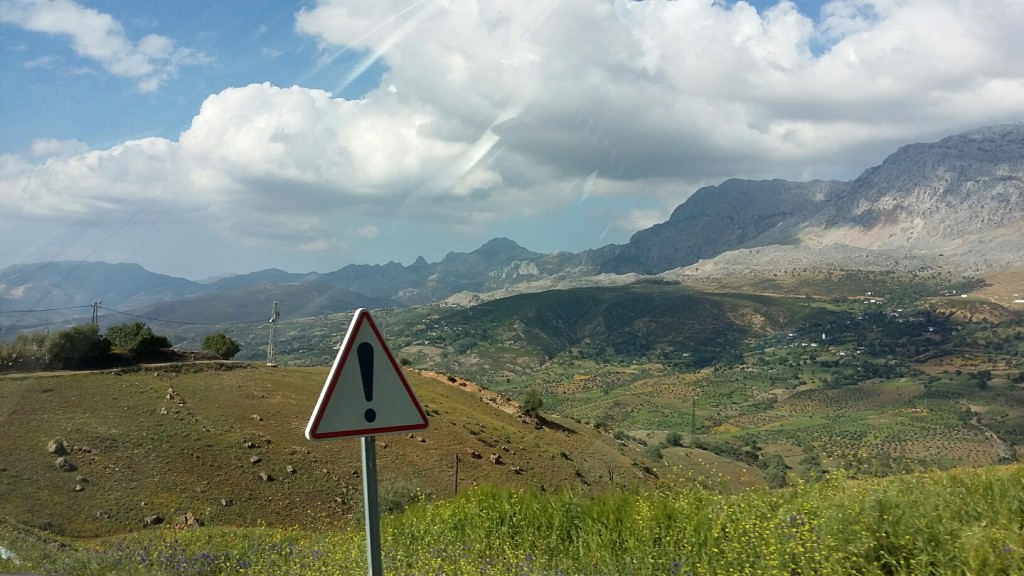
[1,301,276,327]
[97,306,266,326]
[0,305,92,314]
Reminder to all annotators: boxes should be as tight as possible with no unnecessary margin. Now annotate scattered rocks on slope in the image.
[47,438,67,456]
[489,454,504,465]
[144,514,164,527]
[54,456,76,472]
[175,512,202,530]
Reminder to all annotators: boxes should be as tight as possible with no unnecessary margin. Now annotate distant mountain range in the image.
[2,123,1022,331]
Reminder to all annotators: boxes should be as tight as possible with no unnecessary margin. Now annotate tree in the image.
[976,369,992,390]
[521,388,543,418]
[105,322,170,355]
[44,324,110,369]
[202,332,241,360]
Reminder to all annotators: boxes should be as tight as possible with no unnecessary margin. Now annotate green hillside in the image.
[374,282,1024,477]
[385,283,823,373]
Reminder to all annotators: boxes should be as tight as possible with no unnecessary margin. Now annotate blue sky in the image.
[1,1,385,153]
[2,0,1022,279]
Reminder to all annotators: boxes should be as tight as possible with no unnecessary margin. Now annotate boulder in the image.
[47,438,67,456]
[174,512,202,530]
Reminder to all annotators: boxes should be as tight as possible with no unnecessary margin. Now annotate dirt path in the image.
[417,370,522,417]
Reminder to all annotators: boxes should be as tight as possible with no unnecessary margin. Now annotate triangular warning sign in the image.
[305,308,428,440]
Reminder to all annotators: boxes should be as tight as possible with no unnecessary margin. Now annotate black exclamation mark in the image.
[358,342,376,422]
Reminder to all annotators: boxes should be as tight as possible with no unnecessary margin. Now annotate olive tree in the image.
[521,388,543,418]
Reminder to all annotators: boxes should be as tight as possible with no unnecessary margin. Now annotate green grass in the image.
[7,464,1024,575]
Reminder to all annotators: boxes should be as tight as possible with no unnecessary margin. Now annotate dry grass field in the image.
[0,363,705,538]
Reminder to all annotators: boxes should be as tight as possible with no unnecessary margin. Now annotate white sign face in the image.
[305,308,428,440]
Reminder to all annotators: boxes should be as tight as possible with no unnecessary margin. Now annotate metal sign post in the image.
[362,436,383,576]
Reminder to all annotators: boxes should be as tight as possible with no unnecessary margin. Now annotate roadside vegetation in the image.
[5,464,1022,575]
[0,323,238,371]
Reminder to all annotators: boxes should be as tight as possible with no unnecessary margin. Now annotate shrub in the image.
[105,322,171,355]
[44,324,110,369]
[760,453,789,489]
[201,332,241,360]
[0,332,47,371]
[665,431,683,447]
[376,480,433,514]
[644,444,664,460]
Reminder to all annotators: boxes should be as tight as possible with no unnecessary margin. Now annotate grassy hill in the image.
[0,363,719,539]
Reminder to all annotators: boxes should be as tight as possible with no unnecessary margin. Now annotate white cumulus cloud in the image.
[3,0,1024,270]
[0,0,209,92]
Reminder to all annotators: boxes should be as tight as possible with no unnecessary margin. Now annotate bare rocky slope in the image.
[603,123,1024,276]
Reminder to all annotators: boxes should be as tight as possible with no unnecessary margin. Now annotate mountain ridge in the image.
[2,123,1022,328]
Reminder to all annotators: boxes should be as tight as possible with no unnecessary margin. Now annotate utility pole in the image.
[266,301,280,367]
[690,397,697,444]
[91,301,102,325]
